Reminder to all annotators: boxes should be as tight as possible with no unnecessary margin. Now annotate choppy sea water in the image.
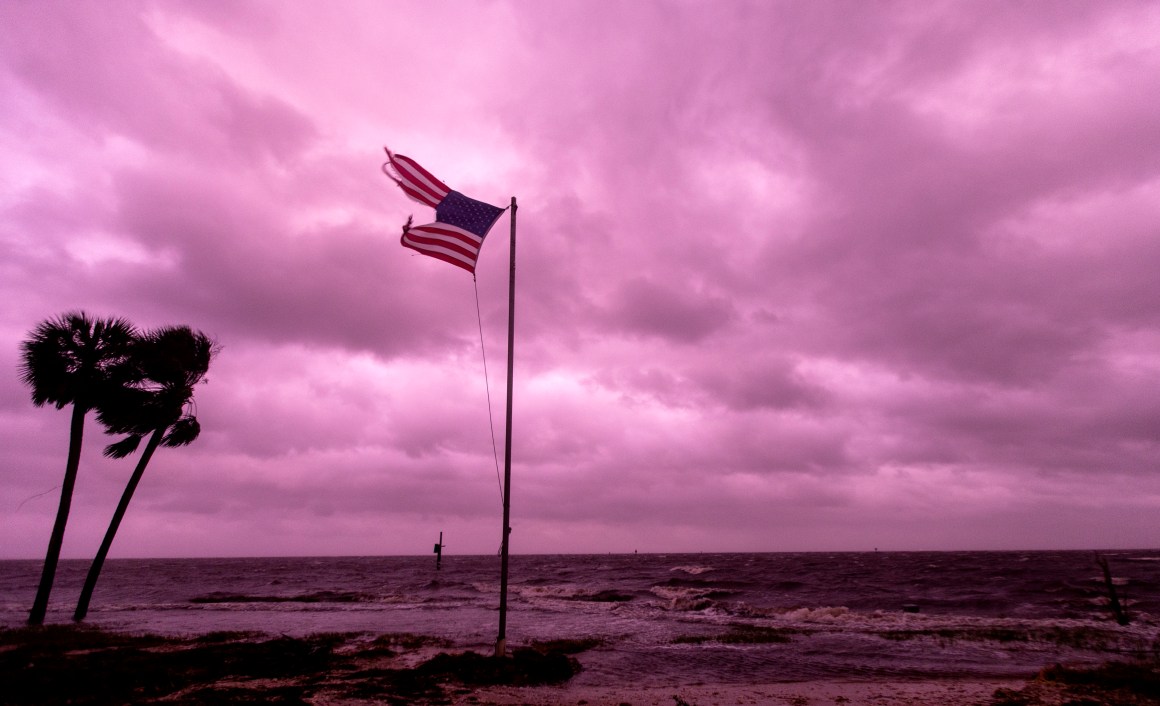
[2,551,1158,687]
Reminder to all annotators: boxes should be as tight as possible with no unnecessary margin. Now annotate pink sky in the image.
[2,1,1159,559]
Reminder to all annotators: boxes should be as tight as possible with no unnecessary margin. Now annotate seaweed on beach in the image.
[1,625,178,704]
[191,630,266,643]
[417,647,579,685]
[992,659,1160,705]
[0,625,580,705]
[332,645,580,705]
[1041,660,1160,698]
[335,666,448,705]
[0,625,348,705]
[355,632,454,658]
[173,684,314,705]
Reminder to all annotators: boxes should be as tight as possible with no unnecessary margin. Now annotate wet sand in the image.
[455,662,1160,706]
[452,679,1027,706]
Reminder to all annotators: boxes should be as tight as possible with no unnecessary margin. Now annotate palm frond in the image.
[139,327,219,387]
[162,416,201,447]
[104,434,143,459]
[95,387,158,435]
[92,325,218,436]
[19,312,140,411]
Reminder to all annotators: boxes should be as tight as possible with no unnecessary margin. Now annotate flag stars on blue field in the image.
[437,191,505,238]
[387,150,504,273]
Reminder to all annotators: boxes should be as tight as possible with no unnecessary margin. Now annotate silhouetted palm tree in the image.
[20,312,138,625]
[73,326,218,622]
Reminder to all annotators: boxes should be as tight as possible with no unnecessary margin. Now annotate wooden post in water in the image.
[495,197,517,657]
[1096,553,1130,625]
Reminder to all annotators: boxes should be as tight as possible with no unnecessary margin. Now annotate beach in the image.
[3,553,1158,703]
[459,662,1160,706]
[455,680,1026,706]
[4,625,1159,705]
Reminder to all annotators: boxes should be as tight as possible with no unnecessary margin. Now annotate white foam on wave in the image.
[651,586,713,600]
[780,605,853,621]
[734,604,1160,646]
[515,584,596,600]
[650,585,716,611]
[670,565,714,575]
[1087,575,1132,585]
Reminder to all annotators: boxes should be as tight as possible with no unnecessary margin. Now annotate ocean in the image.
[2,551,1158,687]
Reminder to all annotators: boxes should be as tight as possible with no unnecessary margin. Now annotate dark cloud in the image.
[601,278,734,343]
[2,1,1159,557]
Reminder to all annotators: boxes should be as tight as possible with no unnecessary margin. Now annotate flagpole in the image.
[495,196,517,658]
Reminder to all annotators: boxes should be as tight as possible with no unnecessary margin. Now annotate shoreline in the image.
[451,679,1030,706]
[2,625,1157,705]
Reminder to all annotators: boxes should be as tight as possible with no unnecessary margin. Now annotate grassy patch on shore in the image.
[0,624,579,705]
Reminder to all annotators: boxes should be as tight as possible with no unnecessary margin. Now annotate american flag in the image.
[383,149,505,274]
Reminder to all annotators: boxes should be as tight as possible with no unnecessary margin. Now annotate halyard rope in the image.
[474,277,506,507]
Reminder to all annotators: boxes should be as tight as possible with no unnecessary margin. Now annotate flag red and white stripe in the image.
[400,222,484,272]
[386,152,450,209]
[383,147,505,274]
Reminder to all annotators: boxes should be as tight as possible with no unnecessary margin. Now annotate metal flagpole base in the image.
[494,638,506,658]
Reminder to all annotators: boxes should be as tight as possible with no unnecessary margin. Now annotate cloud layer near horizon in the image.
[2,1,1159,558]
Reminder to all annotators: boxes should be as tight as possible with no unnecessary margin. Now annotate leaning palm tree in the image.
[73,326,218,622]
[20,312,139,625]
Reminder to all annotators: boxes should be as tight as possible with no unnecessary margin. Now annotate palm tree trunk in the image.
[73,428,163,622]
[29,404,86,625]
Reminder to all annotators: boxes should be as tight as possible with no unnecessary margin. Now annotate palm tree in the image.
[73,326,218,622]
[20,312,138,625]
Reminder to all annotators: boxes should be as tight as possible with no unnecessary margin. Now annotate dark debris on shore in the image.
[991,660,1160,706]
[0,625,582,705]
